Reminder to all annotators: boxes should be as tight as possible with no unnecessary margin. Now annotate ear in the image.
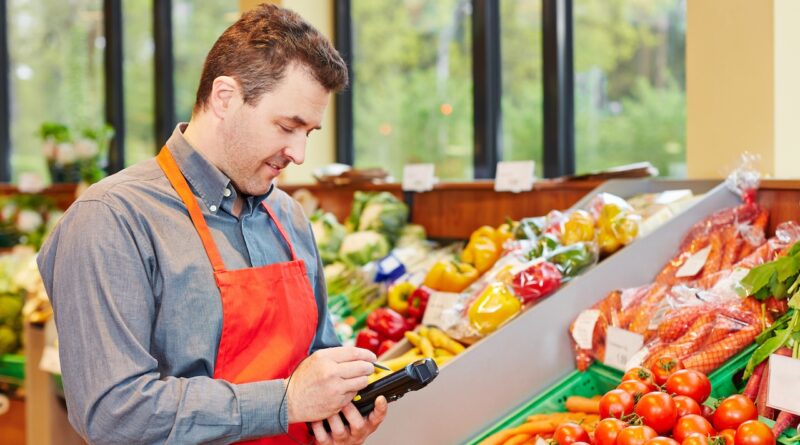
[208,76,242,119]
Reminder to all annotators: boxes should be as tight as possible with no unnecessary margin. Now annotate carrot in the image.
[720,236,743,271]
[755,360,774,419]
[772,411,800,437]
[702,231,725,277]
[511,420,562,435]
[744,360,767,402]
[657,307,705,342]
[479,430,515,445]
[566,396,601,414]
[526,413,591,423]
[503,433,533,445]
[682,324,759,373]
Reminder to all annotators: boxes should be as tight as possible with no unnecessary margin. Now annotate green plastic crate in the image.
[467,364,623,445]
[0,353,24,384]
[707,343,757,399]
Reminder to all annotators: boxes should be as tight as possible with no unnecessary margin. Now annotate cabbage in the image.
[339,231,391,266]
[351,192,409,243]
[310,211,346,265]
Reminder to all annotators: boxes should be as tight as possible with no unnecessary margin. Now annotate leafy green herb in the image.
[738,241,800,300]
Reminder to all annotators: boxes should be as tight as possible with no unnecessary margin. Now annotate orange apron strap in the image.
[156,147,226,272]
[261,202,298,261]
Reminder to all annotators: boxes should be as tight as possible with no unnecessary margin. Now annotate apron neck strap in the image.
[156,147,227,272]
[261,202,298,261]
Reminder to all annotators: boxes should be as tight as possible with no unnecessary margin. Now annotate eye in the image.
[278,124,294,134]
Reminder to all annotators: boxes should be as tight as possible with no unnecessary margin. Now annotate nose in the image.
[284,134,307,165]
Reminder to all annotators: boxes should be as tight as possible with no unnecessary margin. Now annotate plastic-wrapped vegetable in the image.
[546,242,598,279]
[562,210,595,245]
[310,210,346,265]
[510,261,563,304]
[467,282,522,336]
[339,231,391,266]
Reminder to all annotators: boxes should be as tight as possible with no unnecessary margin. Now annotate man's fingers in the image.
[327,413,349,443]
[310,421,331,445]
[368,396,389,426]
[339,376,370,394]
[341,403,367,433]
[335,360,375,379]
[322,346,377,364]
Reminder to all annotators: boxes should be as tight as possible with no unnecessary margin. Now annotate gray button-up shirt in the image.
[37,124,339,444]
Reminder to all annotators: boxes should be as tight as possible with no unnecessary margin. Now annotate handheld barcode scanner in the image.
[314,358,439,433]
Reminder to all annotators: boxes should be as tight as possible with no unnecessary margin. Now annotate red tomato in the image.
[718,429,737,445]
[634,392,678,435]
[734,421,775,445]
[712,395,758,431]
[574,443,592,445]
[701,405,715,422]
[672,414,717,443]
[600,389,636,419]
[651,355,684,386]
[665,370,711,404]
[623,367,656,387]
[554,422,591,445]
[595,418,629,445]
[618,380,654,399]
[673,395,702,417]
[646,438,680,445]
[682,433,710,445]
[616,425,658,445]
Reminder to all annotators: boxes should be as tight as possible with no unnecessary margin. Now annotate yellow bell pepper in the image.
[468,282,522,336]
[423,260,479,293]
[562,210,596,245]
[494,221,516,249]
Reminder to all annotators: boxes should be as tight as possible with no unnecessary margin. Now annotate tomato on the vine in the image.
[665,370,711,404]
[651,355,684,385]
[712,395,758,431]
[646,437,680,445]
[734,421,775,445]
[601,389,635,419]
[616,425,658,445]
[718,429,737,445]
[673,395,702,417]
[618,380,654,400]
[682,433,710,445]
[623,367,656,388]
[554,422,591,445]
[701,405,715,422]
[596,418,629,445]
[634,392,678,435]
[673,414,717,443]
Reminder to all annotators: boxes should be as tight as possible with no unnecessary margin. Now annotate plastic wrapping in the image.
[725,153,762,204]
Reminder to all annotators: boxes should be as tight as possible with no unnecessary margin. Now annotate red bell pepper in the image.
[355,328,382,354]
[407,286,432,321]
[377,340,396,356]
[511,261,562,304]
[366,308,408,341]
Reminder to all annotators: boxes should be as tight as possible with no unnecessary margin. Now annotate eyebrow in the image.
[286,115,322,131]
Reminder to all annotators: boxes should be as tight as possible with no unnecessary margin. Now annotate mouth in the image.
[265,161,287,174]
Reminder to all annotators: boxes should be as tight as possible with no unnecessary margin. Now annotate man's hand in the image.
[309,396,388,445]
[287,346,376,423]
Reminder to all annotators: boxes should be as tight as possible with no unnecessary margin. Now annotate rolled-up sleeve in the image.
[38,200,288,444]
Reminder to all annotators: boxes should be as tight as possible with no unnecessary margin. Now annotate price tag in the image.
[626,346,650,370]
[571,310,601,350]
[494,161,536,193]
[675,245,712,278]
[421,292,461,329]
[603,327,644,371]
[402,164,437,192]
[39,345,62,375]
[767,354,800,415]
[536,437,549,445]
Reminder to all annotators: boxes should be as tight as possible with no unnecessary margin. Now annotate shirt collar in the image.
[164,123,274,213]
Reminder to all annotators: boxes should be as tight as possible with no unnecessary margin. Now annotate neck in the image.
[183,114,224,171]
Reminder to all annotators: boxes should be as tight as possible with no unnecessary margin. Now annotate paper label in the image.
[494,161,536,193]
[572,310,601,350]
[626,346,650,370]
[421,292,461,329]
[675,245,712,278]
[767,354,800,415]
[535,437,549,445]
[39,345,62,375]
[402,164,437,192]
[604,327,645,371]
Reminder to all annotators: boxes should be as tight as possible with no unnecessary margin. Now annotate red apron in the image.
[157,147,317,444]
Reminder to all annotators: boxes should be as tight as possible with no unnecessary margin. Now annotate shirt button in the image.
[209,205,218,212]
[223,188,231,197]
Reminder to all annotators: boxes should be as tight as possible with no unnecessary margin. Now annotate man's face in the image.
[218,63,330,196]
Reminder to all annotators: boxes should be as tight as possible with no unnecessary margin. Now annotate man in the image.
[37,4,386,444]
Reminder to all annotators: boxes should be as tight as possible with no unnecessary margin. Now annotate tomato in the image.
[623,367,656,387]
[651,355,684,385]
[646,438,680,445]
[595,418,630,445]
[712,395,758,432]
[718,429,737,445]
[634,392,678,434]
[574,443,591,445]
[616,425,658,445]
[701,405,715,422]
[554,422,591,445]
[674,395,702,417]
[734,421,775,445]
[618,380,654,400]
[665,370,711,404]
[601,389,636,419]
[673,414,717,443]
[682,433,710,445]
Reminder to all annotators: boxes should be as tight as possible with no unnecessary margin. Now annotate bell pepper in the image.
[528,234,560,260]
[511,261,562,304]
[494,220,516,249]
[407,286,431,321]
[377,339,396,356]
[514,217,545,240]
[366,308,409,341]
[549,243,595,277]
[467,282,522,336]
[462,231,501,274]
[562,210,596,246]
[355,328,382,354]
[423,260,479,293]
[388,282,416,316]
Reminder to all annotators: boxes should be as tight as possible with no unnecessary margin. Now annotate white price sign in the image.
[675,245,712,278]
[421,292,461,329]
[603,327,644,371]
[494,161,536,193]
[767,354,800,415]
[402,164,438,192]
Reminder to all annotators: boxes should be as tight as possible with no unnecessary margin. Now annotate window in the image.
[500,0,543,177]
[8,0,105,182]
[123,0,156,166]
[573,0,686,177]
[351,0,474,181]
[172,1,239,123]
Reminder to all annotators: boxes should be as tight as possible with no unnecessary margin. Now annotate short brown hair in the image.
[194,3,348,112]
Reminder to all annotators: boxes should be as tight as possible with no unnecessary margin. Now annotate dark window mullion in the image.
[154,0,175,150]
[472,0,502,179]
[542,0,575,178]
[0,0,10,182]
[104,0,125,173]
[334,0,354,166]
